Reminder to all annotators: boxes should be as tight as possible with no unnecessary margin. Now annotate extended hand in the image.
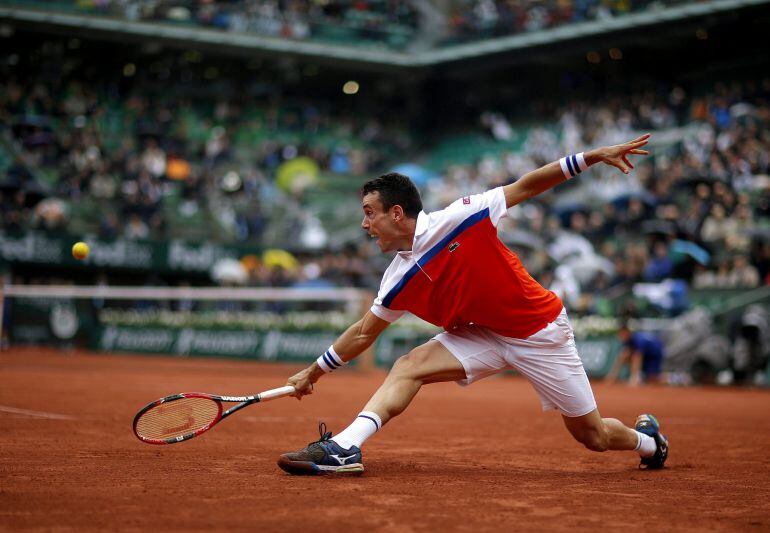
[286,365,320,400]
[590,133,650,174]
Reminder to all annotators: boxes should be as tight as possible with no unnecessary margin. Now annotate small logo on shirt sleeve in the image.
[448,241,460,252]
[462,197,470,204]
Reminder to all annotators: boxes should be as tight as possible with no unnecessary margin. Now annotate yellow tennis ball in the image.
[72,242,90,260]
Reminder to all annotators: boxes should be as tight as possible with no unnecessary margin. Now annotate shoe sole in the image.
[277,456,364,476]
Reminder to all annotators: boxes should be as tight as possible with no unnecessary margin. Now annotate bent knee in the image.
[391,349,431,379]
[575,429,609,452]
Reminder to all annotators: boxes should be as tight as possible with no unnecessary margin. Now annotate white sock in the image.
[331,411,382,450]
[634,431,657,457]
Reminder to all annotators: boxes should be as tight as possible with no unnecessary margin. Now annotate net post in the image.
[357,290,376,372]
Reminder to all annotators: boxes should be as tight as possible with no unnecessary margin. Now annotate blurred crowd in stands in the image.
[1,40,769,317]
[433,78,770,313]
[61,0,419,48]
[0,42,410,248]
[15,0,685,49]
[445,0,662,43]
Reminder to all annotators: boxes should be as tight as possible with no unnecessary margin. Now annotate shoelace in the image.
[307,421,333,448]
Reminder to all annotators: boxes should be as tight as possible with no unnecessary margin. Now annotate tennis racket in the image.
[133,385,296,445]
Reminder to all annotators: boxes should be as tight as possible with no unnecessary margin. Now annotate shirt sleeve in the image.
[370,298,406,323]
[442,187,508,228]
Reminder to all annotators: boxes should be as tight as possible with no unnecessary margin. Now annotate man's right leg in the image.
[360,339,467,425]
[329,340,466,450]
[277,340,466,475]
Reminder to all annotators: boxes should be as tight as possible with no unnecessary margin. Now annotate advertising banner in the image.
[0,231,251,274]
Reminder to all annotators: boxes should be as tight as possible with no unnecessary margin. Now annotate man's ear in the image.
[391,205,405,221]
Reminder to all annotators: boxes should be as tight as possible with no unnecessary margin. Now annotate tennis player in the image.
[278,134,668,475]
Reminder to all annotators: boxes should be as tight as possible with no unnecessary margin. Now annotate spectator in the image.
[605,325,665,386]
[728,254,760,288]
[643,241,673,282]
[701,204,738,244]
[124,213,149,240]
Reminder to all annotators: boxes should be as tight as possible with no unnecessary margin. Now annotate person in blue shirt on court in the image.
[605,325,665,386]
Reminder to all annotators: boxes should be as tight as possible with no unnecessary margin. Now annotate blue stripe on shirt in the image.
[382,208,489,308]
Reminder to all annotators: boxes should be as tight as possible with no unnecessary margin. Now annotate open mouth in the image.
[367,232,381,246]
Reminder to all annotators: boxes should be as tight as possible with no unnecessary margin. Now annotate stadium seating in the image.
[4,0,700,49]
[2,36,769,319]
[5,0,420,50]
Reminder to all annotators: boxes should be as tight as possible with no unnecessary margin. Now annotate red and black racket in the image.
[133,385,295,445]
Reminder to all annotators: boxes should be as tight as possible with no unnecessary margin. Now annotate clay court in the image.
[1,348,769,532]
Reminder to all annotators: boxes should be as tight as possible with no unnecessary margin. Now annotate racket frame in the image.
[133,385,294,445]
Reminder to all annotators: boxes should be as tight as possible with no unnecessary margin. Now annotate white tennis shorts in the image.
[434,308,597,417]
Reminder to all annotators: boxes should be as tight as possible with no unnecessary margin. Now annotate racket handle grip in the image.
[258,385,296,402]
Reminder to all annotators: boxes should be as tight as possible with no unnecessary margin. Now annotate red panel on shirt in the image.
[389,217,562,339]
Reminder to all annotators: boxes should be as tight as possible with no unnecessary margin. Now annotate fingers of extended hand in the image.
[628,149,649,155]
[627,135,650,148]
[610,159,629,174]
[622,155,633,169]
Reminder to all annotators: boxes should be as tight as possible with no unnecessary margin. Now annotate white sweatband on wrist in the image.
[316,345,347,373]
[559,152,589,180]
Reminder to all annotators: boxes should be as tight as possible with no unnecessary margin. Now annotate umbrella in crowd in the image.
[276,157,319,194]
[670,239,710,265]
[391,163,438,187]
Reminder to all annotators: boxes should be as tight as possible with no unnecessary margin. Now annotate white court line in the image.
[0,405,76,420]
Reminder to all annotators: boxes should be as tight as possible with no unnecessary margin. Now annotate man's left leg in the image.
[506,309,669,469]
[562,409,641,451]
[562,409,669,468]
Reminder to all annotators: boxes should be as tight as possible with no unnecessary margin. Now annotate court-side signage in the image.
[0,231,245,273]
[96,325,338,362]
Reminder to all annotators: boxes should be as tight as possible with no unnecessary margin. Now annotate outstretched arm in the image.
[628,349,644,387]
[285,310,390,398]
[502,134,651,209]
[605,346,631,384]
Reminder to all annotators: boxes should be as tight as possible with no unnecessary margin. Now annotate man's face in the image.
[361,191,400,252]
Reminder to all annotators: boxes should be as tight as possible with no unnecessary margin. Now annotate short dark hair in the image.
[360,172,423,218]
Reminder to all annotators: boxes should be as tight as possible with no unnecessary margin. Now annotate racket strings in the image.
[135,397,221,440]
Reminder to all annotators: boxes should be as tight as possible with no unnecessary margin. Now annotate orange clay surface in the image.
[2,347,770,532]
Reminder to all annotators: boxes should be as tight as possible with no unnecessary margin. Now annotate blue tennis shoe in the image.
[278,423,363,475]
[635,414,669,469]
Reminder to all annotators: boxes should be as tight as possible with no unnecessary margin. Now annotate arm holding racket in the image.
[287,310,390,398]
